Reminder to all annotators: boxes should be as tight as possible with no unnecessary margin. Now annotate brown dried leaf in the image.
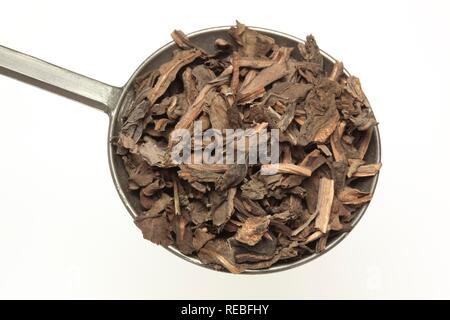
[240,242,299,270]
[239,56,274,69]
[135,216,173,246]
[212,188,237,226]
[172,69,230,134]
[139,137,168,167]
[331,121,347,162]
[350,108,378,131]
[173,215,194,255]
[190,201,211,225]
[299,149,327,173]
[338,186,373,205]
[193,228,215,251]
[204,91,230,130]
[198,239,243,274]
[277,102,296,132]
[352,163,382,177]
[235,216,270,246]
[124,159,156,188]
[171,30,208,55]
[239,61,290,103]
[242,198,267,216]
[229,21,275,57]
[240,178,267,200]
[142,179,165,196]
[216,164,248,191]
[120,100,149,142]
[147,49,202,105]
[344,76,369,107]
[269,82,313,104]
[347,159,366,178]
[298,79,340,146]
[298,35,323,68]
[178,165,222,183]
[143,192,173,216]
[233,234,277,263]
[182,68,197,105]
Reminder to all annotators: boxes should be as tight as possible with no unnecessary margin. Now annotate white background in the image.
[0,0,449,299]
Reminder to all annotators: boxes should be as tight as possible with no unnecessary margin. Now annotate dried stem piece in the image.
[260,163,312,176]
[314,178,335,233]
[173,177,181,215]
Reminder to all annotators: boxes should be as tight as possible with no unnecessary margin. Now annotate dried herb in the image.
[116,22,381,273]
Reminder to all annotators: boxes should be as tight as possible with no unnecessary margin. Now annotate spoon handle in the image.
[0,45,121,115]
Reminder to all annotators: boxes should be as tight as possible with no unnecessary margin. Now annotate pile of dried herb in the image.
[116,22,381,273]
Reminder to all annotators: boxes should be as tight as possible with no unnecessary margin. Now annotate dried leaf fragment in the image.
[239,60,290,103]
[240,178,267,200]
[198,240,243,274]
[229,21,275,57]
[193,228,215,251]
[135,216,173,246]
[345,76,369,107]
[338,186,373,205]
[216,164,248,191]
[212,188,237,226]
[298,79,340,146]
[147,49,202,105]
[298,35,323,68]
[352,163,382,177]
[235,216,270,246]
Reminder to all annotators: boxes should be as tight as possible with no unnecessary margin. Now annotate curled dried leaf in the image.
[229,21,275,57]
[338,186,373,205]
[344,76,369,107]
